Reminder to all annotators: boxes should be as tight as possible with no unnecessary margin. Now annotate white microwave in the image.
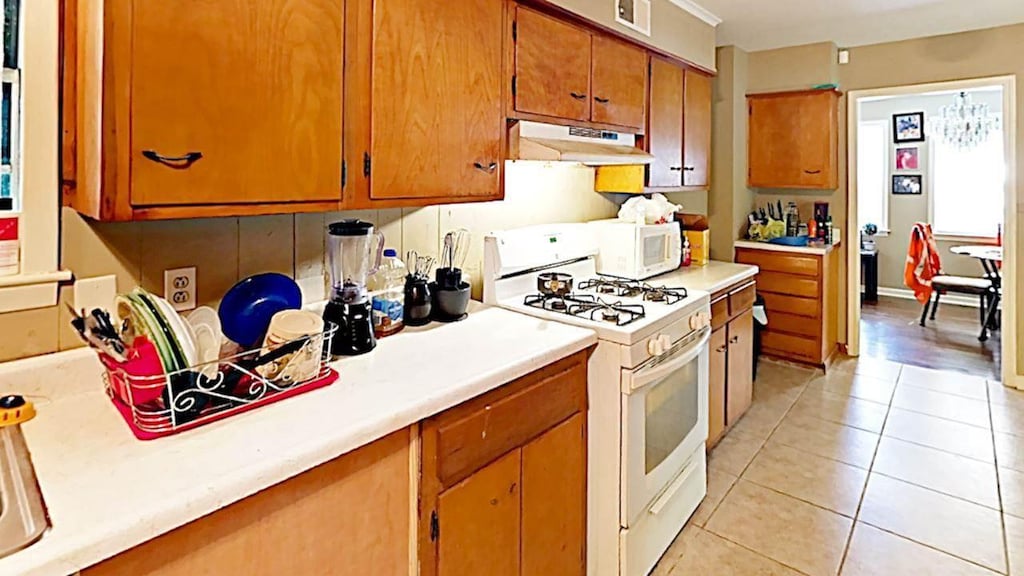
[588,219,682,280]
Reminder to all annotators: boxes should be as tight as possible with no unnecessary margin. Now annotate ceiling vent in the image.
[615,0,651,37]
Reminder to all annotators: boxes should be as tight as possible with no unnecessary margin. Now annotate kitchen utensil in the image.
[219,273,302,348]
[537,272,573,296]
[67,303,128,362]
[432,281,470,322]
[404,275,432,326]
[323,220,385,356]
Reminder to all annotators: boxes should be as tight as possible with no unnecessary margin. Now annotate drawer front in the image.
[767,311,821,338]
[711,297,729,330]
[736,249,820,277]
[431,355,587,487]
[728,283,756,316]
[756,271,819,298]
[762,330,821,363]
[760,292,821,319]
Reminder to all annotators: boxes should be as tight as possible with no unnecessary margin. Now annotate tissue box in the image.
[685,230,710,266]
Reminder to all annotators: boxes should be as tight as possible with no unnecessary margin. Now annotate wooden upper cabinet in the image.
[747,90,841,189]
[514,7,592,122]
[647,57,684,187]
[130,0,344,208]
[683,71,712,187]
[590,36,647,130]
[352,0,505,203]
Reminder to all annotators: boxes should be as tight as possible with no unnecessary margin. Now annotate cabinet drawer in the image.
[728,283,756,316]
[428,353,587,487]
[756,271,819,298]
[761,330,820,362]
[760,292,820,319]
[711,296,729,330]
[768,311,821,338]
[736,250,819,277]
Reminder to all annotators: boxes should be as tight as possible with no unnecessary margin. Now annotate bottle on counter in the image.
[785,202,800,237]
[368,248,406,338]
[681,235,692,267]
[807,218,818,240]
[825,216,834,244]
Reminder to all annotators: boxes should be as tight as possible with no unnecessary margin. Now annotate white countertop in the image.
[734,230,842,256]
[0,303,596,576]
[653,261,759,295]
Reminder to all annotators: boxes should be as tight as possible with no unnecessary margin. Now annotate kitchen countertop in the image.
[653,260,759,294]
[734,229,842,256]
[0,303,596,576]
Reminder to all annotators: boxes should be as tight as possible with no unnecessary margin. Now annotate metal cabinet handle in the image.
[473,162,498,174]
[570,92,587,100]
[804,169,822,174]
[142,150,203,168]
[669,166,683,171]
[729,336,740,344]
[684,166,696,172]
[594,96,610,103]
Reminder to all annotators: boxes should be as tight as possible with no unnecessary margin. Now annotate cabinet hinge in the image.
[341,160,347,188]
[430,511,439,542]
[512,75,517,97]
[512,21,517,42]
[363,152,371,177]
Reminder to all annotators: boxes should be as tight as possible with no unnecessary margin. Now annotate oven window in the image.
[644,359,699,474]
[643,234,666,267]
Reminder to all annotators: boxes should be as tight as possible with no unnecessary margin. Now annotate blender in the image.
[324,220,385,356]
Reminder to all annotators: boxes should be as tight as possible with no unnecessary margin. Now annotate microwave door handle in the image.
[629,327,711,393]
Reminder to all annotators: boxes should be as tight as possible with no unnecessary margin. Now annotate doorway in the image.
[846,76,1018,386]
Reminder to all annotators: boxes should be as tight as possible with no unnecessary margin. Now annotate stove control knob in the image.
[658,334,672,351]
[647,338,663,356]
[689,314,701,330]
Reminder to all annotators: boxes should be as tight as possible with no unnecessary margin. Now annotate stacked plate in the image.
[116,288,198,377]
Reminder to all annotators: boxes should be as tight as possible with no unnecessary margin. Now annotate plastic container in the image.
[368,249,406,337]
[0,217,18,277]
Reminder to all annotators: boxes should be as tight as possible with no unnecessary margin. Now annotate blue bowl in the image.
[768,235,810,247]
[218,273,302,348]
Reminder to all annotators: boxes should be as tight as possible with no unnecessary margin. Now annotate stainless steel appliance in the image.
[484,223,711,576]
[323,220,384,356]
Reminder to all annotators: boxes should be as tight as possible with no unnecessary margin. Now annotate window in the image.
[857,120,888,232]
[2,0,19,210]
[931,126,1005,238]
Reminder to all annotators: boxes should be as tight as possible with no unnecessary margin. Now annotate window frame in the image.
[856,119,890,235]
[0,0,70,312]
[927,121,1005,242]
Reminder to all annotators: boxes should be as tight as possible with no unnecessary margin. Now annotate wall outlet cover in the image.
[164,267,197,312]
[74,275,117,314]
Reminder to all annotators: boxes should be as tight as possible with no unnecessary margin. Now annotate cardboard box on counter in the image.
[675,213,709,266]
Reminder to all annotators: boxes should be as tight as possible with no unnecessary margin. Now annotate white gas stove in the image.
[484,224,711,576]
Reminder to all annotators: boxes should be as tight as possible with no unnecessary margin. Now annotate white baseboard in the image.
[873,287,985,308]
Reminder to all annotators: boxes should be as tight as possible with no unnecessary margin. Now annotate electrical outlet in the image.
[164,267,197,312]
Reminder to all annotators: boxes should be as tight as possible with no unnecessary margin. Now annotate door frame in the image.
[846,75,1019,389]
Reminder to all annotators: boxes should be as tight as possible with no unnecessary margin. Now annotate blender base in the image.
[324,301,376,356]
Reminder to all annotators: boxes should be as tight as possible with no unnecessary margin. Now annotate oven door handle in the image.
[628,327,711,393]
[649,454,699,516]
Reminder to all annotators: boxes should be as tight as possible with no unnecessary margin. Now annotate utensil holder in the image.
[432,282,471,322]
[404,276,432,326]
[435,267,462,291]
[99,323,339,440]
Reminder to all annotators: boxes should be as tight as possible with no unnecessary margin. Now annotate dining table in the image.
[950,244,1002,341]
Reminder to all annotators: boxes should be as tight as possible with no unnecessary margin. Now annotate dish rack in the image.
[100,323,339,440]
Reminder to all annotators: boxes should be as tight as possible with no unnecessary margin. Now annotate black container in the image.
[432,282,471,322]
[404,276,432,326]
[324,300,376,356]
[435,267,463,291]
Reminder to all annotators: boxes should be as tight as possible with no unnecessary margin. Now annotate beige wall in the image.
[708,46,752,261]
[747,42,840,93]
[551,0,717,71]
[0,162,619,362]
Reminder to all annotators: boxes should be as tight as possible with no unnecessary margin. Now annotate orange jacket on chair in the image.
[904,223,942,304]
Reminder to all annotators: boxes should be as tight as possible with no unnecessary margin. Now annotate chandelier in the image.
[928,91,1001,149]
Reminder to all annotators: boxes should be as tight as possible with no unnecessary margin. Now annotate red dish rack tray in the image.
[100,323,339,440]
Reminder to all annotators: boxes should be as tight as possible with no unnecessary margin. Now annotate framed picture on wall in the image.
[893,112,925,143]
[893,174,923,195]
[895,147,919,170]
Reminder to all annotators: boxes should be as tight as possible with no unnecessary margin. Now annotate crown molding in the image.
[666,0,722,26]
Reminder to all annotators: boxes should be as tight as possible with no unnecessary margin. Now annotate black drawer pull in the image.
[729,336,740,344]
[684,166,696,171]
[142,150,203,168]
[804,169,822,174]
[594,96,610,104]
[669,166,683,171]
[570,92,587,100]
[473,162,498,174]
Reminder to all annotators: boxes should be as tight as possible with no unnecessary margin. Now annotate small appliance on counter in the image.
[587,218,682,280]
[324,220,385,356]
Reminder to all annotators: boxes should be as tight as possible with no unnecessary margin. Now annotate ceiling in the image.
[693,0,1024,52]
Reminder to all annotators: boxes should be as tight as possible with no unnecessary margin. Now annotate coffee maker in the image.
[323,220,385,356]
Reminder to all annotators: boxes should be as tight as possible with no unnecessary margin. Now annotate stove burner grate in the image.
[523,293,646,326]
[578,277,688,305]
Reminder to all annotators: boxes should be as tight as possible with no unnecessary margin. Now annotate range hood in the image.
[513,121,655,165]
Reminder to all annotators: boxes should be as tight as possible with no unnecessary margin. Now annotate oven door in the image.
[621,326,710,527]
[635,224,681,279]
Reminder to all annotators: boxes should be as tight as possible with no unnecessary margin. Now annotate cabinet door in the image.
[590,36,647,130]
[726,310,754,425]
[515,7,592,122]
[438,450,521,576]
[130,0,343,206]
[708,327,727,447]
[368,0,504,200]
[647,57,684,188]
[747,97,799,188]
[523,414,586,576]
[682,71,712,187]
[794,93,838,188]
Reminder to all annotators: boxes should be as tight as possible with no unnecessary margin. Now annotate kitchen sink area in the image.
[0,397,49,560]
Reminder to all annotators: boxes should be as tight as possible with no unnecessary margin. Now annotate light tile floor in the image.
[652,356,1024,576]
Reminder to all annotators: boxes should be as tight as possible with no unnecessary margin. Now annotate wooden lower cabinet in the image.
[707,281,756,449]
[420,352,589,576]
[82,429,413,576]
